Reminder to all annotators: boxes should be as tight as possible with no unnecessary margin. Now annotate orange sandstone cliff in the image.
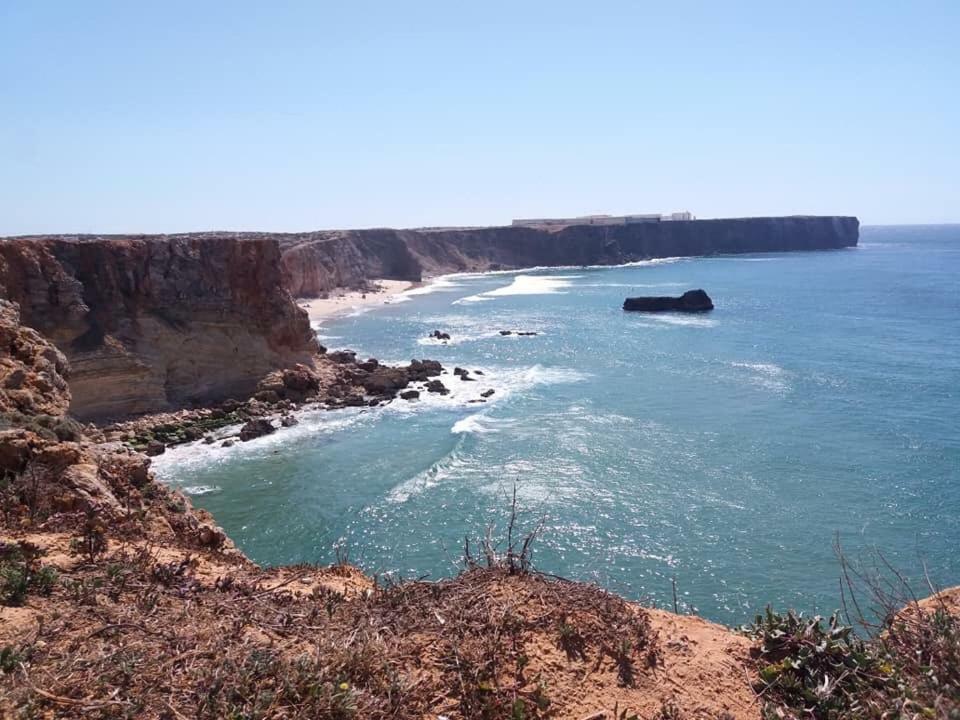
[0,235,318,421]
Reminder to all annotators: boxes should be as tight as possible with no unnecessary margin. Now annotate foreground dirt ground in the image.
[0,521,760,719]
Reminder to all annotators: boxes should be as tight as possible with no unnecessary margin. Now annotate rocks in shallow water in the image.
[400,389,420,400]
[239,418,275,441]
[220,439,235,448]
[359,367,410,395]
[203,436,215,444]
[499,330,538,336]
[460,374,476,382]
[425,379,450,395]
[280,415,298,427]
[481,389,495,398]
[453,367,467,376]
[499,330,512,336]
[623,289,714,312]
[430,330,451,341]
[407,359,443,381]
[474,370,484,375]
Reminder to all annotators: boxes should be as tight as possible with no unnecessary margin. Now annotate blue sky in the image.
[1,1,957,234]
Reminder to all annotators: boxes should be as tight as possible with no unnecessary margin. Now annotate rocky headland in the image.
[278,216,860,297]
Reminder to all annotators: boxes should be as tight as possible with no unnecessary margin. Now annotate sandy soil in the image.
[299,279,416,322]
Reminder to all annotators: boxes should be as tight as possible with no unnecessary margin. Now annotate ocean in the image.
[153,225,960,626]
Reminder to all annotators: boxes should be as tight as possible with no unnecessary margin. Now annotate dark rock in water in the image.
[407,359,443,381]
[460,374,476,382]
[499,330,513,336]
[623,289,714,313]
[221,438,235,448]
[474,370,484,375]
[239,418,275,441]
[453,367,467,377]
[500,330,538,336]
[467,399,486,403]
[400,389,420,400]
[481,389,495,398]
[184,426,204,441]
[425,379,450,395]
[203,435,215,444]
[359,367,410,395]
[280,415,298,427]
[517,331,538,336]
[431,330,451,341]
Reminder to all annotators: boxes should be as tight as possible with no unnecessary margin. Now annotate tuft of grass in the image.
[0,541,57,606]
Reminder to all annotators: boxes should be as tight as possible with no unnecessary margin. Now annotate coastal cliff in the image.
[279,216,860,296]
[0,216,857,418]
[0,236,318,421]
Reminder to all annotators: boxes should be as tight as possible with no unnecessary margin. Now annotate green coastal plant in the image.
[742,606,892,717]
[0,541,58,606]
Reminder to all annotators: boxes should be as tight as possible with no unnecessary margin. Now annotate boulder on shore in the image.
[239,418,276,441]
[623,289,714,313]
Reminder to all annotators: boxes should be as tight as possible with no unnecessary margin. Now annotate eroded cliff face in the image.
[0,299,71,418]
[0,236,318,421]
[277,216,860,297]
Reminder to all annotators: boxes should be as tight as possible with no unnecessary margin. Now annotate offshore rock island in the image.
[7,214,956,718]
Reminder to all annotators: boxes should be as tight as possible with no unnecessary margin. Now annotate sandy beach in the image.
[299,279,418,322]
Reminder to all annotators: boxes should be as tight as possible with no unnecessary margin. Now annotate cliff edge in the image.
[0,236,318,421]
[278,216,860,296]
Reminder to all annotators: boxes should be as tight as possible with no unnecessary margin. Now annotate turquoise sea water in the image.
[155,225,960,626]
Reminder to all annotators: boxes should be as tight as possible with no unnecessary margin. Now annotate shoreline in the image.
[297,246,863,324]
[299,279,419,322]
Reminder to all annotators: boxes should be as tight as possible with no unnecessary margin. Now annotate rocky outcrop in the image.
[623,289,714,312]
[276,216,859,297]
[0,235,318,421]
[0,300,71,418]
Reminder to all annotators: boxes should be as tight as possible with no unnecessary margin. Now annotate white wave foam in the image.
[151,408,370,479]
[729,361,791,393]
[452,294,494,305]
[642,314,717,328]
[439,256,686,278]
[730,361,785,376]
[451,413,498,434]
[181,485,220,496]
[387,442,471,503]
[384,363,585,416]
[621,257,685,268]
[485,274,579,296]
[403,277,464,296]
[452,274,579,304]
